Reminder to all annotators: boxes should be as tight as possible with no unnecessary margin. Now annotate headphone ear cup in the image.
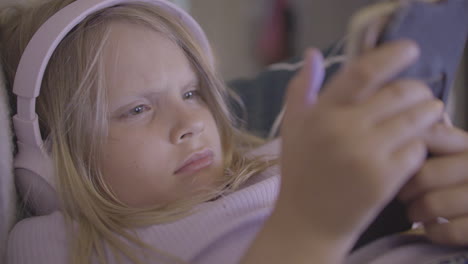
[14,140,58,216]
[15,168,59,216]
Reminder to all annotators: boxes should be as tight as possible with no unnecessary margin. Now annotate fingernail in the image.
[400,39,420,60]
[306,49,324,104]
[436,217,450,224]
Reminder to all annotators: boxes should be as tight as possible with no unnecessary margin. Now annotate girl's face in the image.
[100,22,224,208]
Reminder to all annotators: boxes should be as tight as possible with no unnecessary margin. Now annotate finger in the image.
[284,48,325,117]
[406,184,468,222]
[359,79,433,123]
[399,153,468,202]
[377,100,444,150]
[425,217,468,246]
[389,139,427,185]
[423,123,468,155]
[321,39,420,104]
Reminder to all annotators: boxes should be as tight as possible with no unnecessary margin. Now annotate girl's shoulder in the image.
[7,211,68,264]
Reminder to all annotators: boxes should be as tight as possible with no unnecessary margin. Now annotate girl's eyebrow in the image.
[108,79,199,114]
[180,79,199,90]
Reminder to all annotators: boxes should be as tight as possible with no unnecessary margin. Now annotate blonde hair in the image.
[0,0,275,263]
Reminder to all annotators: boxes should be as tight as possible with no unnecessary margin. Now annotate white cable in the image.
[268,102,286,139]
[267,55,347,139]
[267,60,304,71]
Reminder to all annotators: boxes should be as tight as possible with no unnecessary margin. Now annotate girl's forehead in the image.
[104,21,174,58]
[103,22,198,98]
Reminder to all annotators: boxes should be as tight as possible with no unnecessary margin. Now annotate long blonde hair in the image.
[0,1,275,263]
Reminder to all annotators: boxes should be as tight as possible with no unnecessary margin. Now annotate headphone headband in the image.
[13,0,212,148]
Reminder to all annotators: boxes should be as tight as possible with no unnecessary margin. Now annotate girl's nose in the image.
[170,109,205,144]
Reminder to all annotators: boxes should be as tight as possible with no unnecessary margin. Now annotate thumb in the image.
[424,123,468,155]
[284,48,325,116]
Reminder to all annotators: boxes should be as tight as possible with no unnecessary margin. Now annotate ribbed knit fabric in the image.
[7,168,280,264]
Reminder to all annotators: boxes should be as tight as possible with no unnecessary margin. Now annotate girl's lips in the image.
[175,149,214,175]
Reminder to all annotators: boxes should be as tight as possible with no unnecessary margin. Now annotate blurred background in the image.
[189,0,467,130]
[1,0,466,128]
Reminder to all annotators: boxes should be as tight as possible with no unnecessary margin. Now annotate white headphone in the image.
[12,0,213,216]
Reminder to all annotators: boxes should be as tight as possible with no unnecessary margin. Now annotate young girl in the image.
[2,0,468,264]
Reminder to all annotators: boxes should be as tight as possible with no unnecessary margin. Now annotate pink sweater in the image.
[6,139,468,263]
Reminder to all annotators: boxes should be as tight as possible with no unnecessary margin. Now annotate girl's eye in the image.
[123,104,151,118]
[183,90,200,100]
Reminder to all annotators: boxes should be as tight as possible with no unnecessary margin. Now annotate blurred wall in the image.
[191,0,377,80]
[290,0,374,52]
[190,0,263,80]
